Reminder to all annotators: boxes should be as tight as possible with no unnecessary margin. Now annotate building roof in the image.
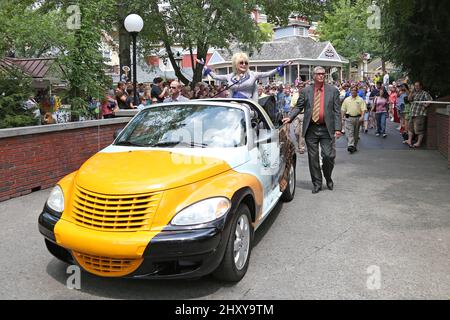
[211,36,348,65]
[366,57,397,73]
[0,57,56,78]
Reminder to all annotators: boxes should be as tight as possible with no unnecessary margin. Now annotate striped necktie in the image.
[312,88,321,123]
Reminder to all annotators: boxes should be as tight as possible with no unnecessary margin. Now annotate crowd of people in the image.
[105,69,432,151]
[105,78,232,115]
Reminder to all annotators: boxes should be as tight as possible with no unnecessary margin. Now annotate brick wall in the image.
[425,96,450,168]
[0,119,130,202]
[435,113,450,169]
[426,105,439,150]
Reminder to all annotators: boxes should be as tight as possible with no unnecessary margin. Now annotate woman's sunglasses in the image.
[239,61,249,66]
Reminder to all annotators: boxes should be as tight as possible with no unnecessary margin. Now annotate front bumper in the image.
[38,207,233,279]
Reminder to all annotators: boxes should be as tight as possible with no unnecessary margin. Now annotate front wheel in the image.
[281,158,296,202]
[213,204,253,282]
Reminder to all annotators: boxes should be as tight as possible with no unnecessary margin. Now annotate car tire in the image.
[281,157,296,202]
[213,204,253,282]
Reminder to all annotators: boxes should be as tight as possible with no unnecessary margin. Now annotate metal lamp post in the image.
[124,14,144,106]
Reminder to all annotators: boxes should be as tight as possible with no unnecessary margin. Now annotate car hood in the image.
[75,147,248,195]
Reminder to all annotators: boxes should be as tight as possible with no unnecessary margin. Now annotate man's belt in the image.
[345,114,361,118]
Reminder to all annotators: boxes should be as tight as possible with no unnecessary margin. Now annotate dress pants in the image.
[305,123,336,188]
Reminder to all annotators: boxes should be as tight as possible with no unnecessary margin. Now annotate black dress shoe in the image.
[326,180,334,190]
[312,186,322,194]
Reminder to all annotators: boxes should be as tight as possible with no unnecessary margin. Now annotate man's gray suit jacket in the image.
[289,84,342,138]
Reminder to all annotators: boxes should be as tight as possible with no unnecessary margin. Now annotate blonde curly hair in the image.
[231,52,249,74]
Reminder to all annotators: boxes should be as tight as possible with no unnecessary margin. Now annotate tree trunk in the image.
[192,44,207,85]
[118,3,131,83]
[163,43,190,85]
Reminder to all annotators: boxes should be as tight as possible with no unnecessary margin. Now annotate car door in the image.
[250,117,286,223]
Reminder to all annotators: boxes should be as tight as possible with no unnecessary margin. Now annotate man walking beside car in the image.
[282,66,342,194]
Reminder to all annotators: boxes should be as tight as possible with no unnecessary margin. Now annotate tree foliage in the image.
[132,0,268,85]
[317,0,383,63]
[257,0,331,25]
[1,0,115,117]
[380,0,450,96]
[56,0,113,112]
[131,0,330,86]
[0,0,67,58]
[0,67,36,128]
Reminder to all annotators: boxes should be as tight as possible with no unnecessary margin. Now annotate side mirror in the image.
[113,129,122,139]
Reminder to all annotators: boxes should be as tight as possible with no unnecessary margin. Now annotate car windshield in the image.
[115,104,247,148]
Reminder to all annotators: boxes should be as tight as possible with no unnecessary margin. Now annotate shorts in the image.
[408,116,426,135]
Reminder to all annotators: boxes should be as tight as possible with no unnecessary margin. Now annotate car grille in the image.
[71,185,162,231]
[73,251,143,277]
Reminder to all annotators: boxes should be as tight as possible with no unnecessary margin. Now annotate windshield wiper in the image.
[114,141,147,147]
[151,141,208,148]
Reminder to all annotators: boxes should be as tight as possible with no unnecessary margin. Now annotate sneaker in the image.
[383,134,387,138]
[364,129,368,133]
[376,133,380,137]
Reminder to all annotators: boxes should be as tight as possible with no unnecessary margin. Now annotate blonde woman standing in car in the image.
[197,53,292,102]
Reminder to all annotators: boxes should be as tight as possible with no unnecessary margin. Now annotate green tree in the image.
[26,0,116,117]
[1,0,115,118]
[258,22,275,41]
[317,0,384,71]
[380,0,450,96]
[0,67,36,128]
[132,0,268,86]
[0,0,67,58]
[58,0,113,117]
[257,0,331,25]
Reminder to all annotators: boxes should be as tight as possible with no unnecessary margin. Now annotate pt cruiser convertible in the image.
[39,99,296,282]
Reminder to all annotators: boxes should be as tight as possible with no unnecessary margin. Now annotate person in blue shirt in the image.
[358,85,366,99]
[282,87,292,117]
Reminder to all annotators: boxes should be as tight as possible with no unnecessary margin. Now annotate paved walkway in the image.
[0,120,449,299]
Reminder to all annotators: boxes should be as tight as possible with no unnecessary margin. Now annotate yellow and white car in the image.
[38,99,296,282]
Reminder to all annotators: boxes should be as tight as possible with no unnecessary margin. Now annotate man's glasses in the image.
[170,86,178,89]
[239,61,249,66]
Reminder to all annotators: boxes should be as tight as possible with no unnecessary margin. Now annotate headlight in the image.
[47,185,65,213]
[171,197,231,226]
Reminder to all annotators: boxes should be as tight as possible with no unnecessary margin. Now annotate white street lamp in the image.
[124,14,144,33]
[124,14,144,106]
